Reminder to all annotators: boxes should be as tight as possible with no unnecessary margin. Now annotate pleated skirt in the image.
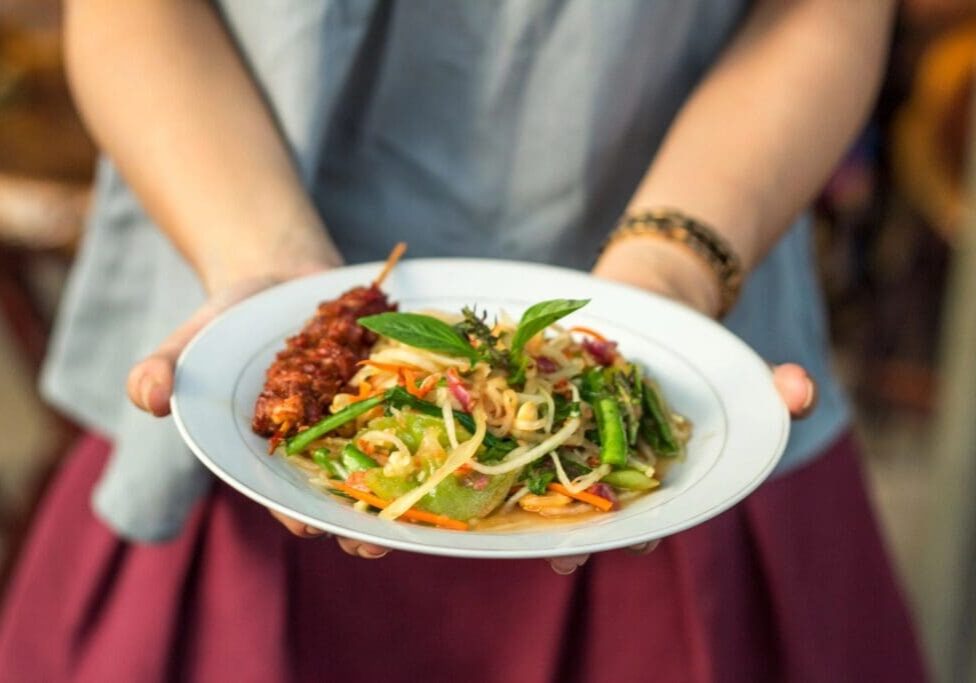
[0,433,927,682]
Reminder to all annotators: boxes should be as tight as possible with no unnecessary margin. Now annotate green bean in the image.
[593,396,628,466]
[602,468,657,491]
[581,368,628,466]
[288,386,518,461]
[285,393,387,455]
[341,443,379,471]
[311,448,341,478]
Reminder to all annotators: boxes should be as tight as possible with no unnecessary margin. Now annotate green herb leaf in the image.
[520,460,556,495]
[519,453,590,494]
[454,307,510,370]
[508,298,589,383]
[640,379,681,457]
[358,312,480,362]
[612,364,643,447]
[552,394,581,423]
[510,299,589,358]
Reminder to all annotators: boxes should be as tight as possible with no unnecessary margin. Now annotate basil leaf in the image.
[359,312,480,362]
[510,299,589,357]
[508,298,589,383]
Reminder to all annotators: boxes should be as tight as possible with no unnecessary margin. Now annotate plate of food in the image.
[171,249,789,559]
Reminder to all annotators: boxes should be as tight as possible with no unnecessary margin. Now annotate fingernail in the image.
[139,376,156,410]
[552,558,586,575]
[628,539,660,555]
[358,547,389,559]
[304,525,326,537]
[148,383,169,415]
[801,379,815,411]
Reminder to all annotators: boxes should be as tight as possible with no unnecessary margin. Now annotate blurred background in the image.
[1,1,974,681]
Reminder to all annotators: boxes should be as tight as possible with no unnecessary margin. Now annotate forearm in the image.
[64,0,340,292]
[603,0,895,314]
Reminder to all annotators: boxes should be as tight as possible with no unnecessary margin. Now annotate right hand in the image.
[126,268,391,560]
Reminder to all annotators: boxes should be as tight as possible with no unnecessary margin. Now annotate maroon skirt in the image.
[0,433,926,682]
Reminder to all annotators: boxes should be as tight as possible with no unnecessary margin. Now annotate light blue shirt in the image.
[41,0,847,541]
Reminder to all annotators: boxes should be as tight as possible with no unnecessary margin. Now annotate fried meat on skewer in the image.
[251,244,406,442]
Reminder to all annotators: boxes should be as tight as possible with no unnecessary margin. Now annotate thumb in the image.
[126,278,275,417]
[126,303,222,417]
[772,363,817,419]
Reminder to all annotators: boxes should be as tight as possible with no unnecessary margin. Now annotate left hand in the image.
[546,236,817,575]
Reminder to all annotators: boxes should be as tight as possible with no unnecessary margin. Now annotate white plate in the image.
[172,259,788,559]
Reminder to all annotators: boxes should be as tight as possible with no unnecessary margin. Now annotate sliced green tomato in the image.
[364,413,471,452]
[422,470,519,520]
[601,468,659,491]
[364,469,518,521]
[363,470,415,500]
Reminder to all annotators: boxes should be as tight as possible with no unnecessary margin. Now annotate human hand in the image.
[543,236,817,575]
[125,263,391,560]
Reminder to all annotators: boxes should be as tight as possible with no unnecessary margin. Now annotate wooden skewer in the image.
[373,242,408,287]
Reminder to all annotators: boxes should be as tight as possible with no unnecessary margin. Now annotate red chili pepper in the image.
[535,356,558,373]
[582,338,618,366]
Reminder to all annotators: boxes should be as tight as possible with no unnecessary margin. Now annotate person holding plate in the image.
[0,1,926,681]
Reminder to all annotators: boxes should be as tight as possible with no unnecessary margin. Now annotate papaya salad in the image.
[258,294,691,532]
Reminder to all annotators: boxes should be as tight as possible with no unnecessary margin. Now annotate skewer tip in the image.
[374,242,408,287]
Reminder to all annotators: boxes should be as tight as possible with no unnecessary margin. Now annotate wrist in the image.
[593,235,723,318]
[199,222,343,295]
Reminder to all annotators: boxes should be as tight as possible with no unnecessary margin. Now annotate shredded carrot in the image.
[398,507,469,531]
[569,326,608,343]
[328,481,469,531]
[415,373,440,398]
[547,483,614,512]
[347,385,385,404]
[400,369,424,398]
[399,369,440,399]
[354,380,373,400]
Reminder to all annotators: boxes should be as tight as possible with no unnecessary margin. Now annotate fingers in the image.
[549,554,589,575]
[550,541,662,572]
[772,363,817,419]
[335,536,391,559]
[626,539,660,556]
[269,508,329,538]
[268,509,390,558]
